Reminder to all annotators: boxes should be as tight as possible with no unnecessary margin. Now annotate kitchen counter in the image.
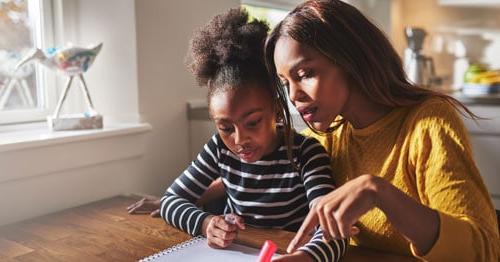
[451,92,500,106]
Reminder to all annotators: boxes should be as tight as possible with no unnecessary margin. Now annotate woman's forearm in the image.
[373,176,440,255]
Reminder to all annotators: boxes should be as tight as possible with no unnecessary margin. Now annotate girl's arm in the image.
[126,179,224,217]
[160,135,221,236]
[293,137,349,262]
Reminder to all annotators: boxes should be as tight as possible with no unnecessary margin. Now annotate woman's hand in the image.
[288,174,440,256]
[272,251,313,262]
[127,195,161,217]
[288,174,378,252]
[202,215,245,249]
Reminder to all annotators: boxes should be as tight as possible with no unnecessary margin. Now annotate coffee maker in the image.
[404,27,437,88]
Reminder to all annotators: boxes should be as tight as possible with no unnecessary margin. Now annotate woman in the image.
[265,0,500,261]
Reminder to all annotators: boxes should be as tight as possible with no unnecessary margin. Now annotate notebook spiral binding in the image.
[139,236,205,262]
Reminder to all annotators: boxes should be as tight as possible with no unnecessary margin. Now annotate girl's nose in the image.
[234,128,249,145]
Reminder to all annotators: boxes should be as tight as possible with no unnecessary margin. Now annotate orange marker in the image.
[257,240,277,262]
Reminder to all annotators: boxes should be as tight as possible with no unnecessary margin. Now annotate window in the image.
[242,4,289,28]
[242,2,307,130]
[0,0,55,125]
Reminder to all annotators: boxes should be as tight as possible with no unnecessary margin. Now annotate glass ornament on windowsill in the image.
[15,43,104,131]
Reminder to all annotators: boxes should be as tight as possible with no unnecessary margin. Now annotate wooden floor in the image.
[0,195,190,262]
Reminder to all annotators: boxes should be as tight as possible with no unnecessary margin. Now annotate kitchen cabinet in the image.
[469,135,500,208]
[463,105,500,209]
[439,0,500,7]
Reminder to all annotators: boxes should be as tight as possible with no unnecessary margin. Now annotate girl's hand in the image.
[288,174,379,253]
[202,215,245,248]
[127,196,161,217]
[272,251,313,262]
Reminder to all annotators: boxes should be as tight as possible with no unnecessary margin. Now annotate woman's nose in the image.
[288,82,305,102]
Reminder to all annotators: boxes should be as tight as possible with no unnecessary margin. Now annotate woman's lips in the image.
[297,106,318,122]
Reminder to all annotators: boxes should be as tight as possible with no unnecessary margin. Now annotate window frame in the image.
[0,0,58,125]
[241,0,300,11]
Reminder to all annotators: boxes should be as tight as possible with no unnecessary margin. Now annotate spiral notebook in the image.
[139,236,276,261]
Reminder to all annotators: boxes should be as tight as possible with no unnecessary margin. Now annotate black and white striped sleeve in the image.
[297,229,348,262]
[299,136,336,203]
[298,137,348,262]
[160,135,221,236]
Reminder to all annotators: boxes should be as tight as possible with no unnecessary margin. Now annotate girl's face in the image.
[209,85,278,163]
[273,37,350,132]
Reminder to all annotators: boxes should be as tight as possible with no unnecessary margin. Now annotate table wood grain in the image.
[0,195,418,261]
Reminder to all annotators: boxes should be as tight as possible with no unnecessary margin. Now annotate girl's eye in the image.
[247,118,262,127]
[218,126,233,133]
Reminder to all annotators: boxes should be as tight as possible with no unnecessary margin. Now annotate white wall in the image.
[135,0,239,196]
[0,0,239,225]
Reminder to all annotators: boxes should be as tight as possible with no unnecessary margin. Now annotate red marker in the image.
[257,240,277,262]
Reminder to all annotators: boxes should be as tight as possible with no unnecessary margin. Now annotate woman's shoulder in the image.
[404,96,468,137]
[408,96,460,120]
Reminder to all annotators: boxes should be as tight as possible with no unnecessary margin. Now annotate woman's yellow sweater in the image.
[303,97,499,261]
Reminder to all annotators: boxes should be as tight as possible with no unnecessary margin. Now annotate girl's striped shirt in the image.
[160,131,348,262]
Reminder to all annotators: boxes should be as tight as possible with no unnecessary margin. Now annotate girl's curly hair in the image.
[186,8,296,168]
[186,8,270,96]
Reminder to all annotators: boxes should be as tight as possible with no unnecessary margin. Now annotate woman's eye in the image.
[298,70,311,79]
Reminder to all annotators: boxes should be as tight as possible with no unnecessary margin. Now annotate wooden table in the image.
[0,196,418,261]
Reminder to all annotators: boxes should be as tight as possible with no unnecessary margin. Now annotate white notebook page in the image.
[139,236,278,262]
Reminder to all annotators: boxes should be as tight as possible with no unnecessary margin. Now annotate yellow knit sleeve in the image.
[408,100,500,261]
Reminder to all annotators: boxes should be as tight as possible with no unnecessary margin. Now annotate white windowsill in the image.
[0,122,152,184]
[0,122,152,152]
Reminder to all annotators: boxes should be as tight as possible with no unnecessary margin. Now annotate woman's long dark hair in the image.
[265,0,477,134]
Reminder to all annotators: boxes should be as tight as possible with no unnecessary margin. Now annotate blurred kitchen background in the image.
[0,0,499,226]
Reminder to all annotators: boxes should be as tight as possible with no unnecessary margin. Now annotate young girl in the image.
[265,0,500,261]
[159,8,347,262]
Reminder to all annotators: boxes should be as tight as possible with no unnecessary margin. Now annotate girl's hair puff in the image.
[187,7,297,168]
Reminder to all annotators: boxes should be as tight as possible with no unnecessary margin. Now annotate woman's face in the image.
[274,37,350,131]
[209,85,278,163]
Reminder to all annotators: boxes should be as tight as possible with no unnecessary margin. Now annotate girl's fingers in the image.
[127,201,140,210]
[215,217,237,231]
[150,209,160,217]
[128,205,140,214]
[233,215,246,230]
[211,222,237,240]
[208,236,228,248]
[129,198,146,209]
